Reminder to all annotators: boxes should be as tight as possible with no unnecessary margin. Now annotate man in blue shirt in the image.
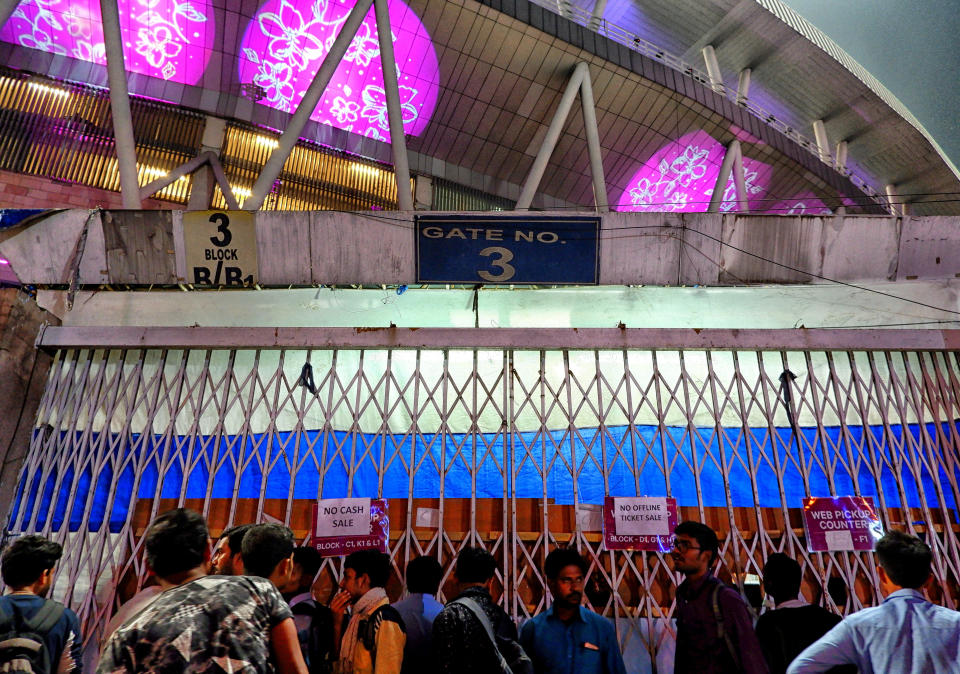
[787,530,960,673]
[0,534,83,672]
[393,556,444,674]
[519,548,626,674]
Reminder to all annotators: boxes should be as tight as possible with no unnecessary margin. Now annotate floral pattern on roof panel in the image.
[0,0,215,85]
[617,130,773,213]
[237,0,440,141]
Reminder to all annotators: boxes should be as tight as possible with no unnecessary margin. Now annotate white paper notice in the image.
[824,530,855,551]
[315,498,371,538]
[577,504,603,532]
[613,497,670,536]
[415,507,440,528]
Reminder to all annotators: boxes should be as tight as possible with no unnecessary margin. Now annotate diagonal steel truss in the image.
[9,333,960,670]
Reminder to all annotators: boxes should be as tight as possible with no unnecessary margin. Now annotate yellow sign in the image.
[183,211,258,286]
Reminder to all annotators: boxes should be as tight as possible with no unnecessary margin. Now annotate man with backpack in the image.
[0,534,83,673]
[671,521,768,674]
[281,547,335,674]
[432,547,530,674]
[331,550,404,674]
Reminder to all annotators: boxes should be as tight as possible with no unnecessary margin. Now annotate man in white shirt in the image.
[788,530,960,673]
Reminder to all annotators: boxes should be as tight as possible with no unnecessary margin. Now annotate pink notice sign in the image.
[603,496,678,551]
[310,498,389,557]
[802,496,884,552]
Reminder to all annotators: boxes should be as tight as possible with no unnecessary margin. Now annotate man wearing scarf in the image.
[332,550,405,674]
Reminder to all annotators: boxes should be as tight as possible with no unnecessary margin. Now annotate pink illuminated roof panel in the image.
[0,0,215,86]
[237,0,440,142]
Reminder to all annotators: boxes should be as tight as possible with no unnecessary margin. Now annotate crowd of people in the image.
[0,510,957,673]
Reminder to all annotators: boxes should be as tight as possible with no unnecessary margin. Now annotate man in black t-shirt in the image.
[755,553,854,674]
[433,547,519,674]
[0,534,83,672]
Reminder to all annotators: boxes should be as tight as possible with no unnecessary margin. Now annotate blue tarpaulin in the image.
[12,422,959,532]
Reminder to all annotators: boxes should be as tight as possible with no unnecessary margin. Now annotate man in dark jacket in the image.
[432,547,518,674]
[755,553,852,674]
[672,521,768,674]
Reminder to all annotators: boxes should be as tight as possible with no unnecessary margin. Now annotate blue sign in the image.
[416,215,599,284]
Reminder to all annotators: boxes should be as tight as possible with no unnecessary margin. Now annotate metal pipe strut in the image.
[100,0,141,209]
[374,0,414,211]
[708,139,744,212]
[247,0,374,211]
[515,62,591,211]
[579,66,609,212]
[138,151,240,210]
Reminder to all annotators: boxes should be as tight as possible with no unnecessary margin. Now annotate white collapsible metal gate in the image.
[12,327,960,672]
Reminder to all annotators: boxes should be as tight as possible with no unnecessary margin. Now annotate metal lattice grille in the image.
[215,123,401,210]
[0,70,203,203]
[11,343,960,669]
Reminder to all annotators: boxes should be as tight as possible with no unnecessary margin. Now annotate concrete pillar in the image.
[187,117,227,210]
[736,68,751,104]
[701,45,724,93]
[0,290,59,526]
[812,120,831,164]
[835,140,848,172]
[414,174,433,210]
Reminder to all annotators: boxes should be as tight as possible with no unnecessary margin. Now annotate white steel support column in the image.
[579,66,608,212]
[835,140,849,172]
[736,68,751,104]
[701,45,724,93]
[374,0,413,212]
[813,120,832,163]
[247,0,373,211]
[708,140,744,212]
[515,63,588,210]
[885,184,902,216]
[0,0,20,30]
[731,141,748,213]
[588,0,607,30]
[100,0,141,209]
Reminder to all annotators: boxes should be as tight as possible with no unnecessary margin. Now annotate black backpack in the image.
[0,599,65,674]
[359,604,406,660]
[290,600,336,674]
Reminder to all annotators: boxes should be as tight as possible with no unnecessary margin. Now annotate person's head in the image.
[284,546,323,595]
[241,523,296,589]
[144,508,209,581]
[405,556,442,596]
[1,535,62,595]
[341,549,391,602]
[762,553,802,605]
[454,547,497,591]
[671,521,719,579]
[875,530,932,592]
[210,524,252,576]
[544,548,587,610]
